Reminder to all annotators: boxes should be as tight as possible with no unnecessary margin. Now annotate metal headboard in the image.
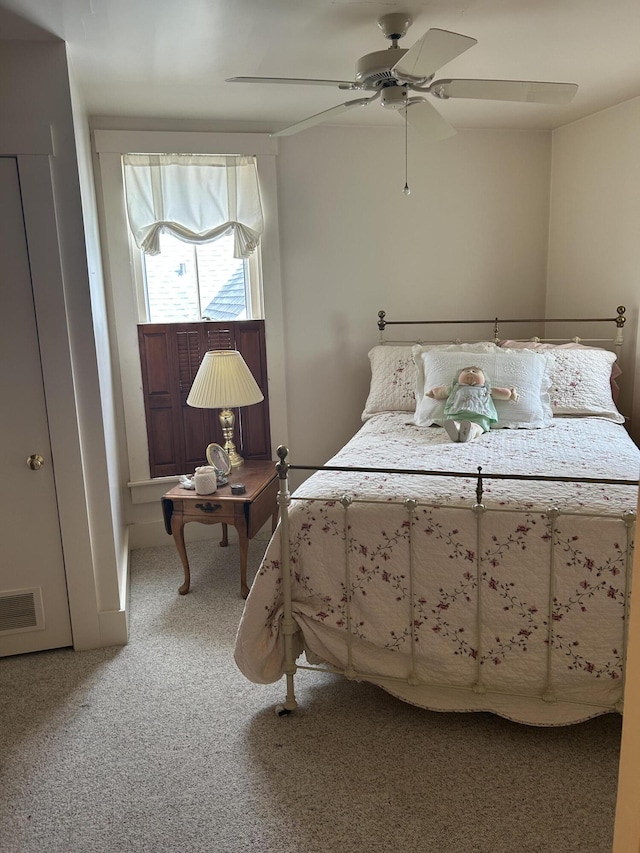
[377,306,627,354]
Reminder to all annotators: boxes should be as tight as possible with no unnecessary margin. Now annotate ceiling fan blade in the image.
[227,76,360,90]
[271,94,380,137]
[399,98,457,141]
[392,28,477,82]
[430,78,578,104]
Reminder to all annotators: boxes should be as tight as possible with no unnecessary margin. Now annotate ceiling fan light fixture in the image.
[380,86,408,109]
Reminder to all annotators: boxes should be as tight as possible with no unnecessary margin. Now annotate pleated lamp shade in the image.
[186,350,264,409]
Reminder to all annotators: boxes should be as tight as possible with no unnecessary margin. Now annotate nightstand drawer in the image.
[181,499,236,524]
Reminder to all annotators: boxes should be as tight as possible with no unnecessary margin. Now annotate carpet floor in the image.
[0,533,622,852]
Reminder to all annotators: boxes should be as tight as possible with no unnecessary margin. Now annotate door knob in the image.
[26,454,44,470]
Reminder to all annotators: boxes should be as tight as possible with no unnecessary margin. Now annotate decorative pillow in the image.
[361,346,417,420]
[361,342,500,421]
[499,340,622,403]
[542,348,625,422]
[412,342,501,401]
[413,347,553,429]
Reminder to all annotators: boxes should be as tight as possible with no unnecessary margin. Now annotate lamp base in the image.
[225,445,244,468]
[219,408,244,468]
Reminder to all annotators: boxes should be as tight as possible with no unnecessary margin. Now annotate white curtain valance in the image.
[122,153,264,259]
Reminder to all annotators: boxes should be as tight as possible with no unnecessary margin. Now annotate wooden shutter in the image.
[137,328,181,477]
[235,322,271,460]
[138,321,271,478]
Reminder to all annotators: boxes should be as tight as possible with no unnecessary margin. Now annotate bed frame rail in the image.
[377,306,627,351]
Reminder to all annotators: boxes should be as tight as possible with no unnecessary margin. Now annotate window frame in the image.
[93,129,287,496]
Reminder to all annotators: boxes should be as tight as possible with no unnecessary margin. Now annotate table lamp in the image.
[186,350,264,467]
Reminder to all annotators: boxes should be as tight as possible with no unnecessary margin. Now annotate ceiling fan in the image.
[227,13,578,140]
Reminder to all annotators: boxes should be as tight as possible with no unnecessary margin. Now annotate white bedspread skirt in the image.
[235,415,639,725]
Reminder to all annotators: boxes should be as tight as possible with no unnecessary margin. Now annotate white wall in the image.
[548,97,640,438]
[276,125,552,464]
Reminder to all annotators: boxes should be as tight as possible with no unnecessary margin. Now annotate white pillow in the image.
[544,348,625,422]
[413,347,553,429]
[361,346,417,420]
[362,342,500,421]
[499,340,623,405]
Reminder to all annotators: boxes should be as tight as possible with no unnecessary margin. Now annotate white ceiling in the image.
[2,0,640,133]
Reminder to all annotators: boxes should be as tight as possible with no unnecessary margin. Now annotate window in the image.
[141,230,264,323]
[93,129,284,487]
[122,152,270,477]
[123,153,265,324]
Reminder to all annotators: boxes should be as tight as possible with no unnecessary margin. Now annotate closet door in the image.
[0,157,72,656]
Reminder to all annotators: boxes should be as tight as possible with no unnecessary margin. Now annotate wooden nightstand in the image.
[161,460,278,598]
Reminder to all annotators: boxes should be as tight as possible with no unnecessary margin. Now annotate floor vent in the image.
[0,588,44,635]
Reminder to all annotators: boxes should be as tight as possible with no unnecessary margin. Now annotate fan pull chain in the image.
[403,108,410,196]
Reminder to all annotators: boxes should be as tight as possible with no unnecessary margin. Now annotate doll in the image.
[426,365,519,442]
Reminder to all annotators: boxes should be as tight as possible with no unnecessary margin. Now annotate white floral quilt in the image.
[235,415,639,725]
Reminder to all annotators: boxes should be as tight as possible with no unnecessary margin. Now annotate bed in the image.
[234,308,639,725]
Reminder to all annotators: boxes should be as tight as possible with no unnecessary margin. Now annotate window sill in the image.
[128,476,180,505]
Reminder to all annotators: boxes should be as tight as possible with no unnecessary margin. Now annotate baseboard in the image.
[97,606,128,648]
[75,528,131,650]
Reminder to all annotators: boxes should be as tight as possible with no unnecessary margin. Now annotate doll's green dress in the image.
[443,382,498,433]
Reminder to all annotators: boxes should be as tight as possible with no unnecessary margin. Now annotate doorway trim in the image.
[2,127,104,649]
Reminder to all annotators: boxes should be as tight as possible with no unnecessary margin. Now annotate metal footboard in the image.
[274,445,637,719]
